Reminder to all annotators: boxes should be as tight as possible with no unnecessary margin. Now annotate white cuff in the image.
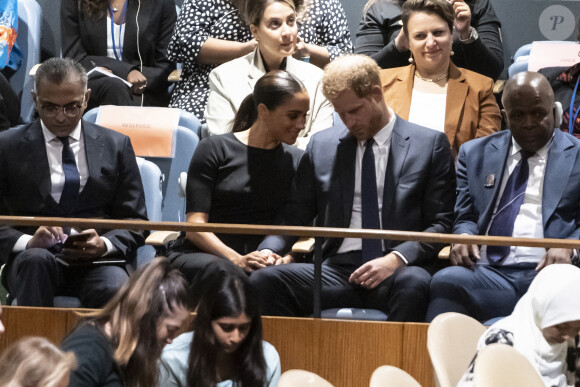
[101,237,117,257]
[392,250,408,265]
[13,235,33,253]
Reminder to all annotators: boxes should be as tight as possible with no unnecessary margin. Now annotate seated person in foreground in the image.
[159,272,281,387]
[355,0,503,81]
[61,258,192,387]
[0,336,77,387]
[249,54,456,321]
[0,57,147,307]
[204,0,334,148]
[378,0,501,157]
[166,70,306,304]
[427,71,580,322]
[458,264,580,387]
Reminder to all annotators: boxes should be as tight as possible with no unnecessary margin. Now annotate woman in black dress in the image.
[167,70,308,304]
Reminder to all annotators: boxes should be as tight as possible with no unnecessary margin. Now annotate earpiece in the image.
[136,0,144,107]
[555,101,563,128]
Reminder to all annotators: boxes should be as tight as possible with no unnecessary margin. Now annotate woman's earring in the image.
[450,50,455,57]
[408,54,413,64]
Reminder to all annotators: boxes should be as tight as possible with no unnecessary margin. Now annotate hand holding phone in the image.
[59,229,108,261]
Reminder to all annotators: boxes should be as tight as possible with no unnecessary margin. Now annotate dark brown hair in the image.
[232,70,306,132]
[401,0,454,37]
[187,273,266,387]
[78,0,109,19]
[240,0,304,26]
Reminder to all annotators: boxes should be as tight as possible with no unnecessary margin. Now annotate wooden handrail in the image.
[1,215,580,249]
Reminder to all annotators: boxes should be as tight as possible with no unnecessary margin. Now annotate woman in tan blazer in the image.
[379,0,500,156]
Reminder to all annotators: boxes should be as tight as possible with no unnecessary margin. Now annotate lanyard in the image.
[569,77,580,135]
[108,0,128,61]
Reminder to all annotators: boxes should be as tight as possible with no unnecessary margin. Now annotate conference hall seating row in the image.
[0,307,544,387]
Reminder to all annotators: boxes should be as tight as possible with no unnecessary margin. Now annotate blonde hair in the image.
[322,54,382,101]
[0,336,76,387]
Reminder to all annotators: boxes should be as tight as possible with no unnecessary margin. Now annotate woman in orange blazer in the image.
[379,0,500,157]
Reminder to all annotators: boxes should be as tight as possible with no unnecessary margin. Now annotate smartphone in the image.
[62,232,92,248]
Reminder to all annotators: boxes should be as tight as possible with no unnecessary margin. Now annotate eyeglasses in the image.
[39,102,84,118]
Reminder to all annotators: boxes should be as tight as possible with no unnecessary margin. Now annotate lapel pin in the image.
[485,174,495,188]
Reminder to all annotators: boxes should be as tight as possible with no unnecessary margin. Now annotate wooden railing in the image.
[3,215,579,316]
[2,216,579,386]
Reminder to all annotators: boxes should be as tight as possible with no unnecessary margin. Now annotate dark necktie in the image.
[58,136,80,208]
[361,138,382,262]
[487,150,532,263]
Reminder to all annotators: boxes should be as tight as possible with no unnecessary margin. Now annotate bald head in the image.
[501,71,557,153]
[502,71,554,108]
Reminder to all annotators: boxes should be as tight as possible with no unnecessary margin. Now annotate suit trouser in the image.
[249,251,432,322]
[5,248,128,308]
[86,76,136,112]
[426,263,537,322]
[86,75,170,112]
[167,250,245,306]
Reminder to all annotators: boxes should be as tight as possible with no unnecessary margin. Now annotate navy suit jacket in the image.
[0,120,148,267]
[454,129,580,240]
[259,115,456,266]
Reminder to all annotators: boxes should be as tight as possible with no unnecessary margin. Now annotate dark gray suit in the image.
[250,116,456,321]
[427,129,580,322]
[0,120,147,307]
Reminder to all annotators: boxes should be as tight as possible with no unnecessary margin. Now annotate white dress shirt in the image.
[479,136,552,265]
[337,111,408,263]
[13,121,114,255]
[41,120,89,203]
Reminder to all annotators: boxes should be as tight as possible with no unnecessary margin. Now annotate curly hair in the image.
[322,54,382,101]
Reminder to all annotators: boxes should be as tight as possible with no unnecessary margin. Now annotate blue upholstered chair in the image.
[83,106,201,137]
[83,107,200,222]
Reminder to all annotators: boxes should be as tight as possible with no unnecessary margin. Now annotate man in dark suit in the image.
[427,71,580,322]
[249,55,456,321]
[0,57,147,307]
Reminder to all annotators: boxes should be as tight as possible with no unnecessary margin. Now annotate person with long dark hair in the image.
[61,258,192,387]
[166,70,306,304]
[61,0,176,110]
[159,273,280,387]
